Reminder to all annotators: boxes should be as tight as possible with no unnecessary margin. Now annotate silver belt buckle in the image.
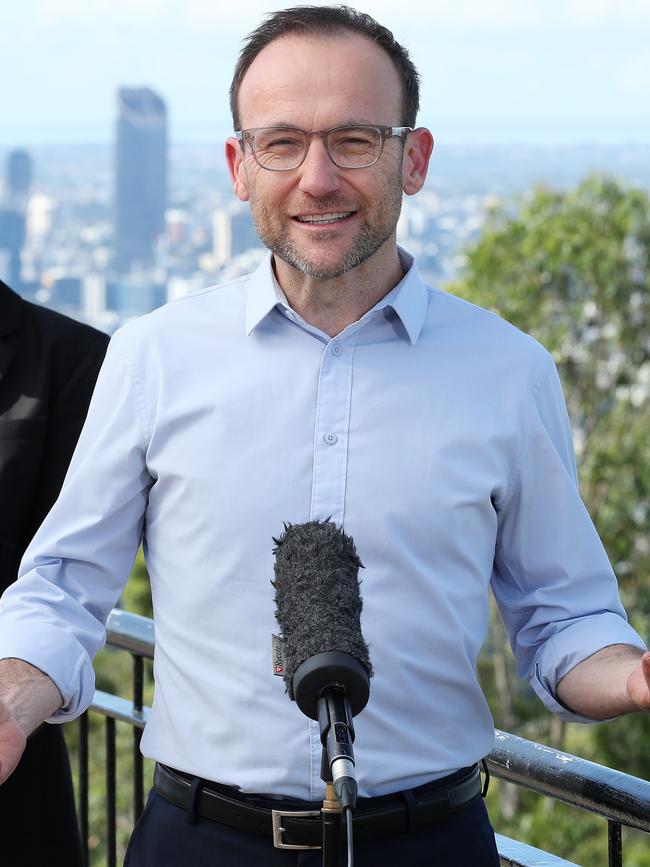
[271,808,322,850]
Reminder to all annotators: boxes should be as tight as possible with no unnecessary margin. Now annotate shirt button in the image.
[324,433,338,445]
[331,343,342,356]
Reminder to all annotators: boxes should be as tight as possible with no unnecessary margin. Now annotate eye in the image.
[329,127,378,150]
[326,127,382,167]
[267,136,301,148]
[256,130,304,152]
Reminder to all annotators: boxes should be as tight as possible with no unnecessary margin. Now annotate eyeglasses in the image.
[235,124,412,171]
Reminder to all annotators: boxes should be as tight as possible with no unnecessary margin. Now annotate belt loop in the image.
[401,788,417,832]
[185,776,202,824]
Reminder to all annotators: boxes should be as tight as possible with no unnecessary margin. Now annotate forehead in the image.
[237,33,403,129]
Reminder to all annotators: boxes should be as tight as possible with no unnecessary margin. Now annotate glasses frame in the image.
[234,124,412,171]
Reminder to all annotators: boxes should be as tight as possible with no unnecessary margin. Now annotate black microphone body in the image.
[317,685,357,809]
[273,520,373,809]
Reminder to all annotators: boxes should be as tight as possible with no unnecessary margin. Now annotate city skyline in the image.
[2,0,650,146]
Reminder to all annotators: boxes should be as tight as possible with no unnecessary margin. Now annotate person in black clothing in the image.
[0,278,109,867]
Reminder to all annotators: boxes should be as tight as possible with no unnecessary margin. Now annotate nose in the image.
[297,136,341,198]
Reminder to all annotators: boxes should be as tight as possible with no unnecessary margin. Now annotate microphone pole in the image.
[293,651,369,867]
[273,520,373,867]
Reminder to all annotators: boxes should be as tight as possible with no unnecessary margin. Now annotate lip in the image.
[290,211,357,229]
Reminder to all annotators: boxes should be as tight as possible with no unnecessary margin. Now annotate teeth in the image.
[296,212,353,224]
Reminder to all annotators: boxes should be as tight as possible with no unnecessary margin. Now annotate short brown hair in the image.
[230,5,420,130]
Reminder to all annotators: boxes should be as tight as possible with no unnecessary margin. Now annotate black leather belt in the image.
[153,762,483,850]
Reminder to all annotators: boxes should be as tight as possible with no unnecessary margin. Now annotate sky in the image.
[1,0,649,146]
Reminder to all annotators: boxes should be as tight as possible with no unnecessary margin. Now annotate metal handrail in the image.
[488,730,650,833]
[88,608,650,867]
[102,608,650,834]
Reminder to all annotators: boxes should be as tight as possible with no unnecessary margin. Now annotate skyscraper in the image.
[0,150,32,289]
[114,87,167,271]
[0,210,25,288]
[6,150,33,205]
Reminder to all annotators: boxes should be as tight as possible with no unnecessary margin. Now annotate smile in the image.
[294,212,354,224]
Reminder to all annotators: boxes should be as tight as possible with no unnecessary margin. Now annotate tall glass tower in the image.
[6,150,33,205]
[0,150,31,288]
[114,87,167,272]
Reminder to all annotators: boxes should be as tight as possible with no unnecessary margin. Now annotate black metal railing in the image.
[79,609,152,867]
[77,609,650,867]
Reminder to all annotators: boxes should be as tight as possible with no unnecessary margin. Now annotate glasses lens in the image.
[252,128,307,170]
[327,126,381,168]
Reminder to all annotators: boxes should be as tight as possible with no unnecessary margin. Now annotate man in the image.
[0,278,108,867]
[0,7,649,866]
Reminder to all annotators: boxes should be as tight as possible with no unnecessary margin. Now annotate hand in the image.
[626,651,650,711]
[0,696,27,785]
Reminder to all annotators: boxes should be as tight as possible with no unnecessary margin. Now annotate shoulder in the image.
[23,299,110,360]
[423,285,555,384]
[114,273,251,347]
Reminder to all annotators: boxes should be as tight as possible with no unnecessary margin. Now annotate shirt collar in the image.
[244,247,428,345]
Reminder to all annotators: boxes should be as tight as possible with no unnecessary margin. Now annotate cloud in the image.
[179,0,650,30]
[565,0,650,24]
[620,51,650,94]
[26,0,650,33]
[180,0,541,30]
[33,0,177,23]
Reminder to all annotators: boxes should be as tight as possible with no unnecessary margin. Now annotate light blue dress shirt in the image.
[0,249,644,799]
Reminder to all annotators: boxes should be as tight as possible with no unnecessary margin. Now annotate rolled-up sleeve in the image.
[0,327,152,720]
[491,355,646,722]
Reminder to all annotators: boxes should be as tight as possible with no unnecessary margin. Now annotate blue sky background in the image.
[2,0,649,145]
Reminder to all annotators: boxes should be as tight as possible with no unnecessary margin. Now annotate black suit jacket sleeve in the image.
[0,281,110,592]
[31,330,109,537]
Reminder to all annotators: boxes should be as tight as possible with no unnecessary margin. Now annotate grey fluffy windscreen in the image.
[272,520,373,699]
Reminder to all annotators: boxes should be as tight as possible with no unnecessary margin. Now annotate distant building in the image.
[0,209,26,289]
[6,150,33,205]
[114,87,167,272]
[51,276,83,310]
[211,203,257,266]
[0,149,33,289]
[106,272,167,318]
[26,193,55,240]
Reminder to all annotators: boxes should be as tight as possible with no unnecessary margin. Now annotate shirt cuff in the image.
[530,612,647,723]
[0,622,95,722]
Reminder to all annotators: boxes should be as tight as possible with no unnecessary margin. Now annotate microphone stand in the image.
[320,748,342,867]
[292,653,368,867]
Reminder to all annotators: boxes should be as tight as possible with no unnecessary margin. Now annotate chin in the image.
[277,251,361,280]
[275,237,387,280]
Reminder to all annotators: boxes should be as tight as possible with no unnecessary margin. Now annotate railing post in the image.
[79,711,89,867]
[106,716,117,867]
[132,654,144,820]
[608,820,622,867]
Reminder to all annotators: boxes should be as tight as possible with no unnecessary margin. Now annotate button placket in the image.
[309,338,355,523]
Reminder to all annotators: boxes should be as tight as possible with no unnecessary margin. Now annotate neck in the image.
[273,243,405,338]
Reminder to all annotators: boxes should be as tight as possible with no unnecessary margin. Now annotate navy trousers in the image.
[124,787,500,867]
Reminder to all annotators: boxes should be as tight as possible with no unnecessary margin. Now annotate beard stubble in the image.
[248,173,404,280]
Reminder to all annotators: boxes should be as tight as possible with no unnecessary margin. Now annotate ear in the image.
[225,136,250,202]
[402,128,434,196]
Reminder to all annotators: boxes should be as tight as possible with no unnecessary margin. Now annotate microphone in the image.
[272,519,372,810]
